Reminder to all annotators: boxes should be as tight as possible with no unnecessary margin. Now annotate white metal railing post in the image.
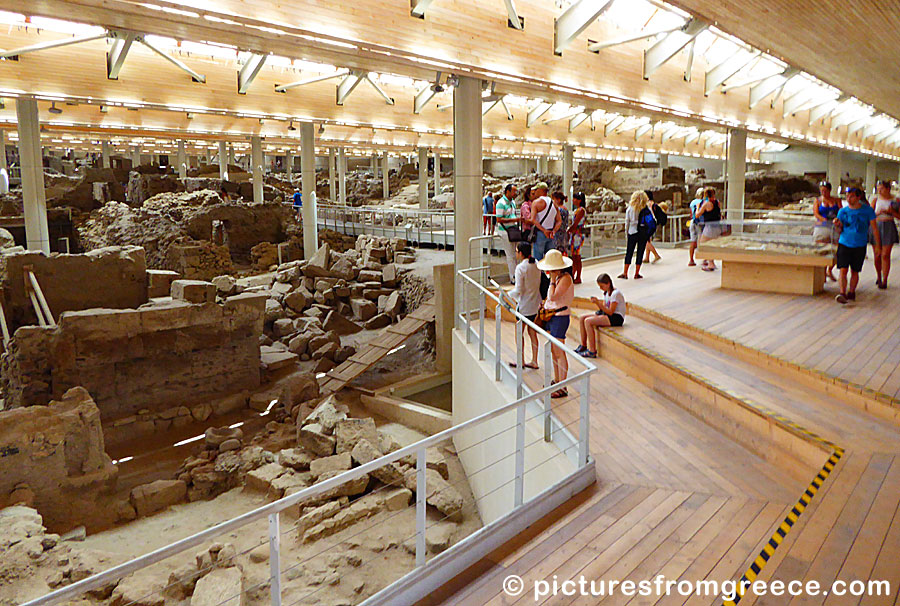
[514,401,525,507]
[478,291,485,360]
[495,304,502,381]
[543,342,552,442]
[268,512,281,606]
[515,319,524,398]
[415,448,426,567]
[465,279,472,344]
[579,375,590,466]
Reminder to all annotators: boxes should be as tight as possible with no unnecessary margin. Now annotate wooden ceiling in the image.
[668,0,900,120]
[3,0,899,163]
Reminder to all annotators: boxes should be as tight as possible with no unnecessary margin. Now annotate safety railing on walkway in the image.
[24,268,595,606]
[317,203,455,247]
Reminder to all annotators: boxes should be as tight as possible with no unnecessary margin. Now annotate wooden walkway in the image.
[577,247,900,401]
[425,306,900,606]
[318,298,435,395]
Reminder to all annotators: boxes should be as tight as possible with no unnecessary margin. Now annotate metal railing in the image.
[25,266,595,606]
[317,203,455,247]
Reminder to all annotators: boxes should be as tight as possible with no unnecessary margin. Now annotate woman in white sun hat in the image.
[536,249,574,398]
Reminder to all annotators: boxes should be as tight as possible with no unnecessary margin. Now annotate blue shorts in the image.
[546,314,570,340]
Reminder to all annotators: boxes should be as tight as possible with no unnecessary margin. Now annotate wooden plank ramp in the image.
[318,298,435,395]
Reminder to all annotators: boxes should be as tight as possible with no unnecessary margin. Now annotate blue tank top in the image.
[817,201,838,226]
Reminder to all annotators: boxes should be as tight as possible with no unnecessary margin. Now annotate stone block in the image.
[323,310,362,336]
[244,463,286,493]
[334,418,379,454]
[147,269,181,298]
[357,269,382,283]
[129,480,187,517]
[383,487,413,511]
[298,423,336,456]
[278,448,312,471]
[171,280,216,304]
[304,395,346,433]
[309,452,352,478]
[381,263,398,287]
[190,567,244,606]
[364,313,392,329]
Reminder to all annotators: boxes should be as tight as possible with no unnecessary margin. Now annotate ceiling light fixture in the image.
[318,123,325,135]
[48,101,62,115]
[287,121,296,131]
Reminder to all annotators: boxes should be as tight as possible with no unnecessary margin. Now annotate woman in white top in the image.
[576,273,625,358]
[869,180,900,289]
[505,241,542,370]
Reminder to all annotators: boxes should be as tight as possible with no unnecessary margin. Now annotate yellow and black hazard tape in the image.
[723,445,844,606]
[587,321,847,606]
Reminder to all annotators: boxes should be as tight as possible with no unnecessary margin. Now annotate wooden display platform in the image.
[696,246,832,295]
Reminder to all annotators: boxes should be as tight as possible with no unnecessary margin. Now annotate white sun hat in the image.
[536,249,573,271]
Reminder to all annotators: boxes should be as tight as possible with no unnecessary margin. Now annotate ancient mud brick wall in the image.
[0,246,149,329]
[0,387,117,530]
[1,294,266,440]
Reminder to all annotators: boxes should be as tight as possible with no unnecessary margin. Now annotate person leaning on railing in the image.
[504,240,541,371]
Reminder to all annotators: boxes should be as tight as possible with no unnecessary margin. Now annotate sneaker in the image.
[848,291,856,301]
[835,293,848,304]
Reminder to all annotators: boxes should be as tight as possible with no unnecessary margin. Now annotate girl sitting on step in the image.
[576,273,626,359]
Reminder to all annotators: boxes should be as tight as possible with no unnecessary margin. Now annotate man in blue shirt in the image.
[482,192,496,235]
[292,189,302,220]
[834,187,879,304]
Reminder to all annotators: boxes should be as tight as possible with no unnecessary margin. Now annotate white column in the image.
[285,150,293,185]
[131,145,141,170]
[338,147,347,205]
[865,158,877,197]
[382,151,390,199]
[827,149,843,193]
[218,141,228,180]
[0,129,7,195]
[562,144,574,207]
[725,128,747,222]
[251,135,264,204]
[301,122,317,258]
[659,153,669,169]
[228,144,236,166]
[371,154,377,176]
[328,148,336,202]
[101,140,111,169]
[0,129,7,172]
[418,147,428,209]
[433,151,441,197]
[176,141,186,179]
[453,76,482,273]
[16,98,50,253]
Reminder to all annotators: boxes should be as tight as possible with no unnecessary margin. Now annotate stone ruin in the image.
[78,189,301,271]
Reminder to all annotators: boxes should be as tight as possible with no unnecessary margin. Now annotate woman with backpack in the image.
[619,190,653,279]
[642,190,666,264]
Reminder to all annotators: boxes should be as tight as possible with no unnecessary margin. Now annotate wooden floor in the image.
[426,281,900,605]
[577,247,900,401]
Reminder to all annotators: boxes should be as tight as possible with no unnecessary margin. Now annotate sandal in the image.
[617,273,628,279]
[634,274,643,279]
[509,361,538,369]
[688,261,697,267]
[551,388,568,399]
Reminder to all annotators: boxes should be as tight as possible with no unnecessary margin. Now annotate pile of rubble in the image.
[78,189,300,269]
[230,235,418,374]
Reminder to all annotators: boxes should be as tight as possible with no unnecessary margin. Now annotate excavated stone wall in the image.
[0,295,266,441]
[0,246,148,330]
[0,387,118,530]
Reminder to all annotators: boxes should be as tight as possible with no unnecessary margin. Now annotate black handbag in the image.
[505,225,525,243]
